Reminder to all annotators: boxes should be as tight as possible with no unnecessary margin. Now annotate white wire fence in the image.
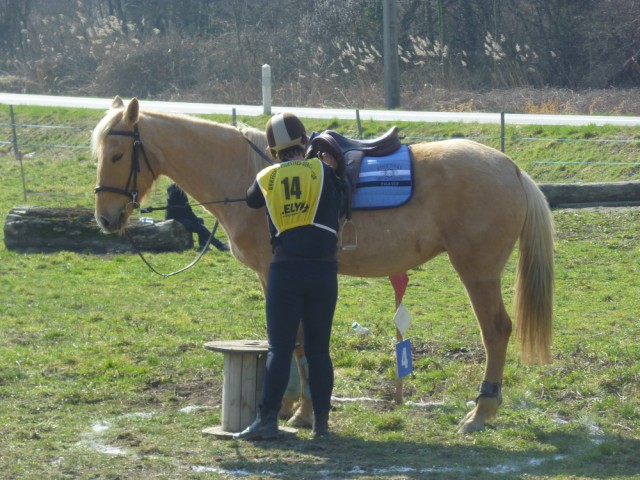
[2,104,640,205]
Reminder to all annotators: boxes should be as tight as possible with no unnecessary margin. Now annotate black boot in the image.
[211,239,230,252]
[233,409,279,440]
[312,411,330,438]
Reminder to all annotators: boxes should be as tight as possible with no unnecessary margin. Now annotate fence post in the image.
[355,109,363,138]
[9,105,28,202]
[500,112,505,153]
[262,64,271,116]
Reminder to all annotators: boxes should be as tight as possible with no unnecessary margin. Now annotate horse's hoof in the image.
[287,413,313,428]
[457,409,483,433]
[279,397,298,420]
[286,401,313,428]
[457,396,499,433]
[457,417,486,434]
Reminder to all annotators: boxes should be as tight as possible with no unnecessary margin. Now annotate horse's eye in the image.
[111,153,124,163]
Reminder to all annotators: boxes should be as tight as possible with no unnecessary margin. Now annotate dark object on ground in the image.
[165,183,229,252]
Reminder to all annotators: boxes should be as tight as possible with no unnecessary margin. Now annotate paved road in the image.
[2,92,640,126]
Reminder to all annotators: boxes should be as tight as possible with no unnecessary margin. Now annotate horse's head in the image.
[93,96,156,233]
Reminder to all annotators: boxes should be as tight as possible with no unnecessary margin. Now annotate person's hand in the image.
[319,151,338,171]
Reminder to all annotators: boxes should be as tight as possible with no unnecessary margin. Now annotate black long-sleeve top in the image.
[246,160,346,260]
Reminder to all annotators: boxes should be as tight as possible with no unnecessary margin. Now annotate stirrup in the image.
[339,218,358,250]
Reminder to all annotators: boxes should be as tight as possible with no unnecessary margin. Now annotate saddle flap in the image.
[345,151,365,193]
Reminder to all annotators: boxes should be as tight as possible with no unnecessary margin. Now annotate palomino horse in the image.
[93,97,554,433]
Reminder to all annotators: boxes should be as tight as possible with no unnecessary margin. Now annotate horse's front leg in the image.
[458,279,511,433]
[280,354,301,419]
[286,323,314,428]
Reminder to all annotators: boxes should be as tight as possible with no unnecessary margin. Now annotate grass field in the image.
[0,105,639,479]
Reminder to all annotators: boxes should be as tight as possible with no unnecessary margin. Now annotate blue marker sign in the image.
[396,338,413,378]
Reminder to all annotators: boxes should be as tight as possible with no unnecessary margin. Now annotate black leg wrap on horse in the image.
[476,381,502,405]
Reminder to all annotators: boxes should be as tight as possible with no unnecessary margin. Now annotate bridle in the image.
[93,123,200,278]
[94,124,156,210]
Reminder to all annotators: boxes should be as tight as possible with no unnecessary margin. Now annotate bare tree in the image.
[1,0,639,98]
[0,0,34,57]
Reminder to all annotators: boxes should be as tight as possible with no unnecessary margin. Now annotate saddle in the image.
[319,126,401,156]
[306,127,405,251]
[308,127,402,192]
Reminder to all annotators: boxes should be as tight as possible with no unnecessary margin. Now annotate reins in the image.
[125,220,221,278]
[138,196,245,214]
[245,135,274,166]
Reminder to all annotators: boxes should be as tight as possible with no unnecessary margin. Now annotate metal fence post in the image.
[500,112,505,153]
[9,105,28,202]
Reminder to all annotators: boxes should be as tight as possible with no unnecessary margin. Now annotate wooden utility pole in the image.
[383,0,400,109]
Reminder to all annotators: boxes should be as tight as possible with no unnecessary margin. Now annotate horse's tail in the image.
[514,169,555,364]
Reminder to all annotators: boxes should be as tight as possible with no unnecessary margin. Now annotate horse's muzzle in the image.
[95,209,129,233]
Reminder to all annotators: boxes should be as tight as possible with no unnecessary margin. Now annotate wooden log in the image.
[3,206,193,252]
[539,181,640,208]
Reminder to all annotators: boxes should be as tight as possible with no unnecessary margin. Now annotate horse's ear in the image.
[112,96,124,108]
[124,97,140,126]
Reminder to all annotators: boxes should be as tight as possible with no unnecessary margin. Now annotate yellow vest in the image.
[257,159,329,236]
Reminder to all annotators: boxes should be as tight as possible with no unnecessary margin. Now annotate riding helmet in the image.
[265,112,307,158]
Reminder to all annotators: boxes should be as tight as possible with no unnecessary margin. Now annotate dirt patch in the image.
[144,378,223,408]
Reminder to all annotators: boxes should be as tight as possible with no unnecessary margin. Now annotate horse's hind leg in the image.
[457,278,512,433]
[280,324,313,428]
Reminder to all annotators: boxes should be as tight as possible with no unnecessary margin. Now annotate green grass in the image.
[0,105,639,479]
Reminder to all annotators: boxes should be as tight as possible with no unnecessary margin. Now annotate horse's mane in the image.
[237,123,271,172]
[91,106,271,175]
[91,108,123,161]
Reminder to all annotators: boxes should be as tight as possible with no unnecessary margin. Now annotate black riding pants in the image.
[177,218,227,250]
[260,259,338,416]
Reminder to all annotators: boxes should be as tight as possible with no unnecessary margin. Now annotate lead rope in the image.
[125,220,221,277]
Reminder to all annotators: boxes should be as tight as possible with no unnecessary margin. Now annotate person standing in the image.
[234,113,345,440]
[165,183,229,252]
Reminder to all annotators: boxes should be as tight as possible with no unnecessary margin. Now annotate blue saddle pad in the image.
[351,145,414,210]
